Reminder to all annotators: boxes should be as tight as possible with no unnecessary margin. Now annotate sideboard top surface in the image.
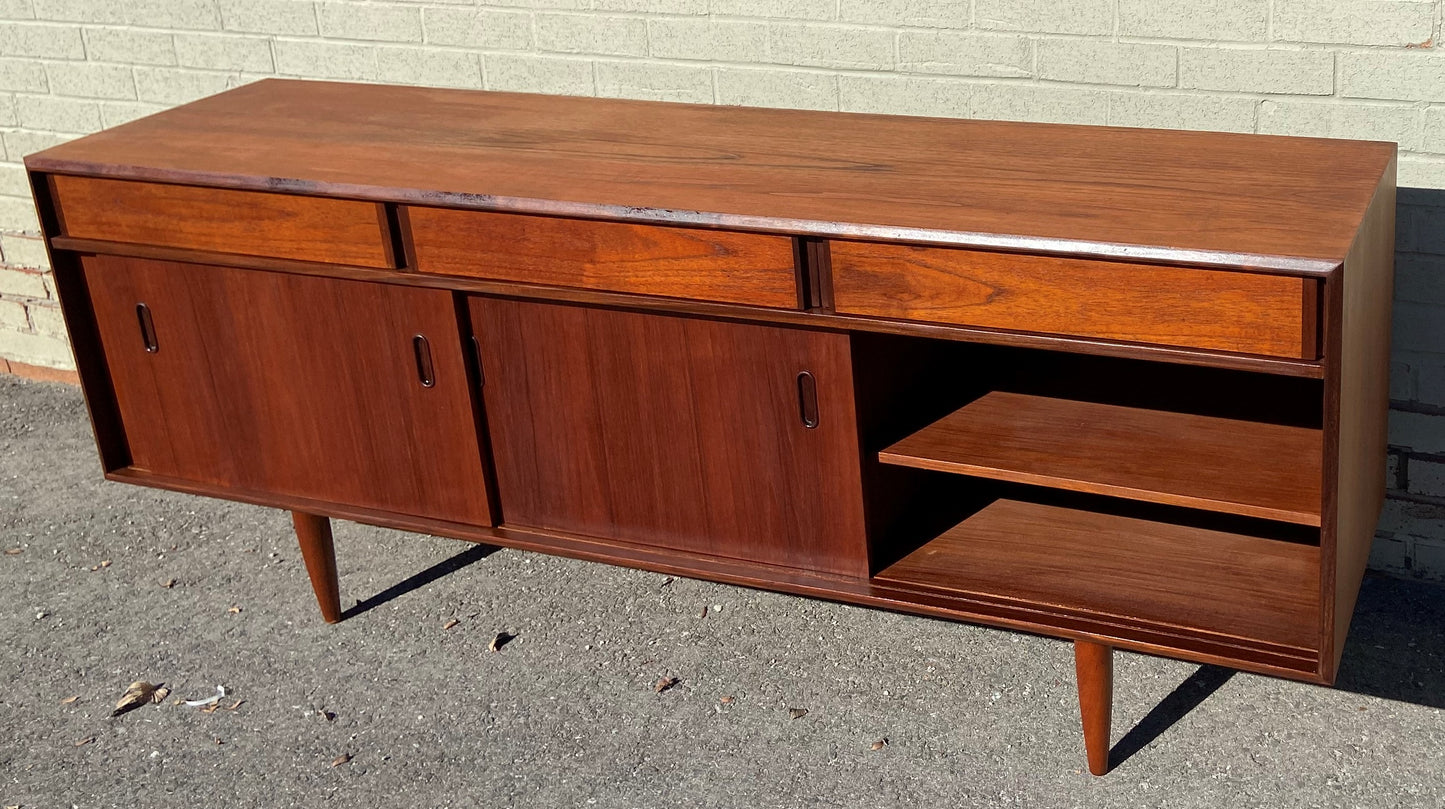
[27,78,1394,272]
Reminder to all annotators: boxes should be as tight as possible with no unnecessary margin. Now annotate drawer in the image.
[50,175,395,268]
[405,207,799,309]
[830,241,1319,359]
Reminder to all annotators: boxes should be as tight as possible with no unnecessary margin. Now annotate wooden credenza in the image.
[25,79,1395,775]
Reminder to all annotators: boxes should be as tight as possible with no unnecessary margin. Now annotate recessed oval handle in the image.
[136,303,158,353]
[412,334,435,388]
[797,371,818,429]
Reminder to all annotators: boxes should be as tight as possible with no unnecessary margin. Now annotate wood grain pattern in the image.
[1323,156,1397,681]
[831,241,1314,358]
[46,233,1329,380]
[1075,640,1113,776]
[880,391,1323,525]
[469,296,869,577]
[874,498,1321,651]
[81,254,492,525]
[25,79,1394,272]
[293,512,341,624]
[105,464,1324,680]
[408,207,798,308]
[51,175,394,268]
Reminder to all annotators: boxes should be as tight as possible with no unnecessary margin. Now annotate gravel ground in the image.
[2,373,1445,808]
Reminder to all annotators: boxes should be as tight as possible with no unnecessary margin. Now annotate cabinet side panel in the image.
[469,296,869,577]
[1328,160,1396,680]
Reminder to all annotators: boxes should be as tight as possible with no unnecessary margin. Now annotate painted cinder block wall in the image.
[2,0,1444,578]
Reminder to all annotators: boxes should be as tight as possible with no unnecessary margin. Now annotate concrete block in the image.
[595,61,713,104]
[897,31,1031,78]
[1418,362,1445,409]
[100,101,168,128]
[0,298,27,331]
[710,0,834,20]
[1390,408,1445,455]
[0,264,47,298]
[1391,358,1417,402]
[1409,458,1445,498]
[1107,91,1256,133]
[972,83,1108,126]
[768,23,894,71]
[122,0,221,30]
[0,233,47,269]
[840,0,968,29]
[1179,47,1334,95]
[0,0,33,18]
[318,2,422,43]
[220,0,318,36]
[24,299,66,339]
[648,18,768,63]
[1396,255,1445,306]
[274,40,378,81]
[15,95,101,134]
[2,131,68,166]
[81,27,177,65]
[0,22,86,60]
[133,67,245,104]
[175,33,275,72]
[0,325,71,368]
[0,162,27,197]
[1367,532,1410,577]
[0,58,47,93]
[1038,40,1176,88]
[1341,52,1445,102]
[44,62,138,100]
[1119,0,1268,41]
[1273,0,1433,47]
[1393,301,1445,354]
[536,13,648,58]
[1398,156,1445,190]
[1412,538,1445,582]
[423,7,532,50]
[1259,99,1421,150]
[484,54,594,96]
[976,0,1112,35]
[594,0,706,13]
[715,67,836,111]
[377,47,481,89]
[839,74,970,118]
[0,191,42,233]
[0,96,14,128]
[32,0,125,22]
[482,0,587,9]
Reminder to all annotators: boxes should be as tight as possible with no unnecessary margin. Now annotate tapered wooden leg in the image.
[1074,639,1113,776]
[292,511,341,624]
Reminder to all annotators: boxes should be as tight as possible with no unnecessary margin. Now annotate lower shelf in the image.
[873,498,1320,654]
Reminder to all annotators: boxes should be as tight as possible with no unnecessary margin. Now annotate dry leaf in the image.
[719,695,734,704]
[331,753,352,767]
[161,578,176,589]
[788,708,808,720]
[318,709,337,722]
[226,699,245,711]
[699,605,708,618]
[89,560,111,572]
[227,606,242,614]
[654,677,679,693]
[871,738,889,751]
[199,702,220,714]
[60,695,79,705]
[443,619,459,630]
[74,736,95,747]
[489,632,515,653]
[151,686,170,704]
[112,681,163,717]
[4,547,22,555]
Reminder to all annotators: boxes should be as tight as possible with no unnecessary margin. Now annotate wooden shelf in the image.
[879,391,1322,526]
[874,498,1320,652]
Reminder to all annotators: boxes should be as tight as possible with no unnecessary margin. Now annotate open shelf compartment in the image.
[879,390,1322,526]
[873,497,1321,656]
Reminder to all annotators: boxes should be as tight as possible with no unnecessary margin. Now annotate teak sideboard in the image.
[25,79,1395,776]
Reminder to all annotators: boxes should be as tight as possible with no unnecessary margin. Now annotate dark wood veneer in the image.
[24,80,1396,777]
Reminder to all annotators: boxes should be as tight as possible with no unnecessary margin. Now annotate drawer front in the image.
[51,175,395,268]
[407,207,799,309]
[831,242,1317,359]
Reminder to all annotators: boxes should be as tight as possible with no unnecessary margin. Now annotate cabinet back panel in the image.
[470,296,868,577]
[81,255,491,525]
